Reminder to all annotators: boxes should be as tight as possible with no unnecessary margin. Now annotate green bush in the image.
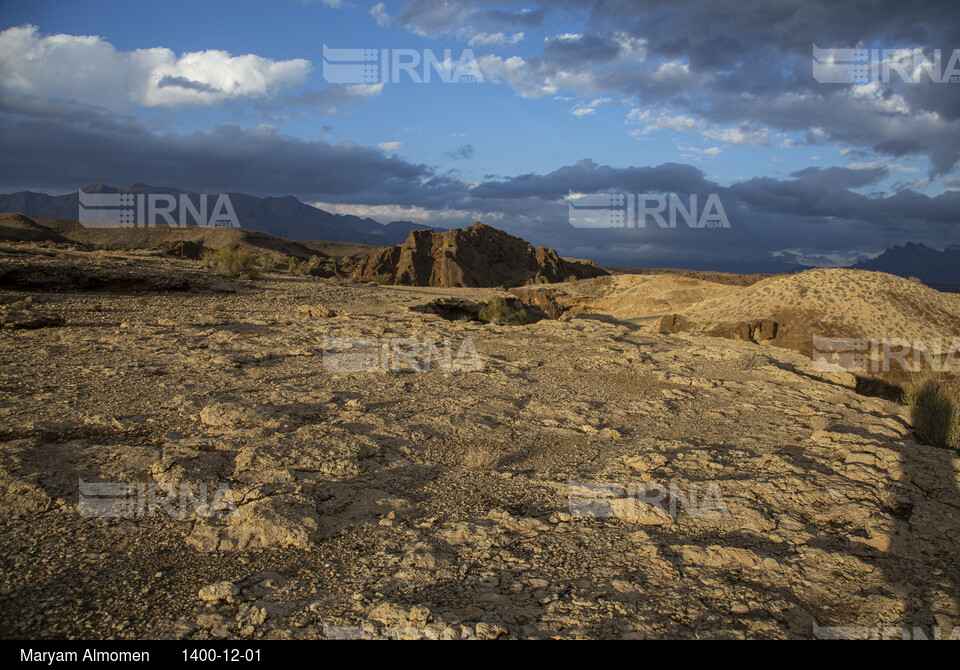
[282,256,304,273]
[372,272,394,285]
[478,298,526,325]
[904,371,959,449]
[306,255,327,274]
[201,248,263,280]
[318,256,356,278]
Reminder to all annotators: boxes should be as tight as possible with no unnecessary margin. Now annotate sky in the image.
[1,0,959,271]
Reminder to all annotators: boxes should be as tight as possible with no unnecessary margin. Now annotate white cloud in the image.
[678,144,722,156]
[628,109,698,132]
[546,33,583,43]
[0,25,310,110]
[571,97,612,117]
[477,54,596,98]
[807,127,829,144]
[627,108,769,146]
[371,3,391,27]
[476,55,551,97]
[702,124,768,146]
[651,60,688,80]
[344,83,383,100]
[311,201,493,227]
[848,160,920,173]
[466,32,525,48]
[378,141,403,151]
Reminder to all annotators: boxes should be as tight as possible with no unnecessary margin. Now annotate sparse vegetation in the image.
[809,415,834,432]
[734,351,769,370]
[463,443,501,470]
[372,272,394,285]
[478,297,526,325]
[321,256,359,279]
[292,255,363,279]
[87,243,131,252]
[309,255,331,275]
[903,370,960,449]
[275,255,327,275]
[201,248,263,280]
[282,256,304,273]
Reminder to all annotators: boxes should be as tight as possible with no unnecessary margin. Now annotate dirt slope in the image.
[1,213,331,260]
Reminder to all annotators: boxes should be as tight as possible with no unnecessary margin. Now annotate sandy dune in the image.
[679,268,960,343]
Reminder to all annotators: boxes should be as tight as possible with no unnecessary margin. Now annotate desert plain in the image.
[0,216,958,640]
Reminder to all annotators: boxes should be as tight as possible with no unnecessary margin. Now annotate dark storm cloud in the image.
[460,160,960,268]
[1,91,956,269]
[0,93,437,200]
[537,33,626,69]
[475,6,547,31]
[588,1,960,174]
[392,0,960,175]
[394,0,475,37]
[156,75,219,93]
[7,0,960,272]
[469,159,713,200]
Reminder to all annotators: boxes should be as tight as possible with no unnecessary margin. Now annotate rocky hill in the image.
[509,269,960,390]
[0,213,72,244]
[671,268,960,348]
[0,212,391,263]
[356,222,608,287]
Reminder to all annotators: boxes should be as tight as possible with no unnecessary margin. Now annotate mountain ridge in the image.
[849,241,960,287]
[0,184,442,247]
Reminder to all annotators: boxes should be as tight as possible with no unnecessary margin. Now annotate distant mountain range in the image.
[0,184,441,247]
[849,242,960,289]
[2,186,957,289]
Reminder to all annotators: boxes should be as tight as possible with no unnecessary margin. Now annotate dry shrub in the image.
[904,370,959,449]
[201,248,263,280]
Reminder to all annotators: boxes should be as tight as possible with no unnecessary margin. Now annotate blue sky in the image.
[1,0,959,271]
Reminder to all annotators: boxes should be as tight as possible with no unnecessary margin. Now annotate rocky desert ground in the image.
[1,228,959,640]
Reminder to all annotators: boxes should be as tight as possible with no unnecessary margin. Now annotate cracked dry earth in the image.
[1,249,959,640]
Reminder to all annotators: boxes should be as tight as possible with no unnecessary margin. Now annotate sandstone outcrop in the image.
[356,222,607,287]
